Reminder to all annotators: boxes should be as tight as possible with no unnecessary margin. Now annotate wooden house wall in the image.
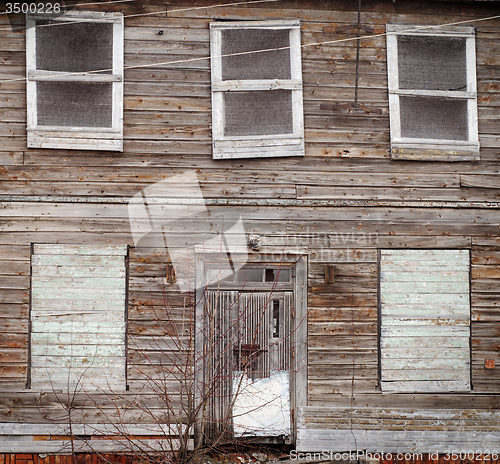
[0,0,500,453]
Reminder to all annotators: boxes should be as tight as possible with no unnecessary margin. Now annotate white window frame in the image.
[210,20,304,160]
[26,11,124,151]
[386,24,479,161]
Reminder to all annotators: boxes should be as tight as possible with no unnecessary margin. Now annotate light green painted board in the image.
[380,336,469,349]
[381,303,469,317]
[31,299,124,312]
[381,348,469,359]
[381,293,468,305]
[381,281,469,294]
[381,357,469,371]
[31,367,125,391]
[380,263,470,272]
[33,254,124,267]
[33,277,126,290]
[32,265,125,278]
[31,287,125,300]
[31,343,125,357]
[382,369,470,382]
[382,318,469,327]
[32,313,124,324]
[32,355,126,369]
[381,271,469,282]
[381,380,470,393]
[32,332,124,345]
[381,326,469,337]
[32,320,126,334]
[34,244,127,256]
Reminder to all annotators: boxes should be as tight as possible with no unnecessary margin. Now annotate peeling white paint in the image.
[232,370,290,437]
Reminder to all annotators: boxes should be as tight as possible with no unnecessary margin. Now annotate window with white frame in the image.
[26,11,124,151]
[386,25,479,161]
[30,245,127,391]
[380,249,470,393]
[210,20,304,159]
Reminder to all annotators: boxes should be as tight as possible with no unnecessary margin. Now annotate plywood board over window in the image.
[26,12,124,151]
[380,249,470,393]
[30,245,127,391]
[210,20,304,159]
[386,25,479,161]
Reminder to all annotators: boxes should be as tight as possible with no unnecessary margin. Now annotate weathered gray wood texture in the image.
[0,0,500,453]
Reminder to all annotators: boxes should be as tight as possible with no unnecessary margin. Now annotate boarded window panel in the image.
[223,90,293,137]
[35,20,113,73]
[30,245,127,391]
[36,82,113,128]
[397,35,466,91]
[399,96,468,141]
[221,29,291,81]
[380,249,470,393]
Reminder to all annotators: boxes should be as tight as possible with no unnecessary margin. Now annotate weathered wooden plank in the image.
[0,318,28,333]
[381,249,469,259]
[308,322,377,336]
[0,275,29,289]
[0,438,193,453]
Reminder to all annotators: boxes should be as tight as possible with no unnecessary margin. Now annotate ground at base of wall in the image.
[2,453,495,464]
[0,455,136,464]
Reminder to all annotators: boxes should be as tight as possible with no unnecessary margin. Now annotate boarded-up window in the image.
[380,249,470,393]
[210,21,304,159]
[26,12,124,151]
[386,25,479,161]
[30,245,127,391]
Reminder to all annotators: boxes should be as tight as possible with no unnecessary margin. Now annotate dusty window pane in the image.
[37,82,113,127]
[221,28,291,80]
[36,21,113,73]
[224,90,293,136]
[397,35,466,91]
[400,96,468,140]
[265,269,290,282]
[235,268,262,282]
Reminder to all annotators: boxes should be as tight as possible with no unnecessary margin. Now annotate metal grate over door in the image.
[204,290,293,437]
